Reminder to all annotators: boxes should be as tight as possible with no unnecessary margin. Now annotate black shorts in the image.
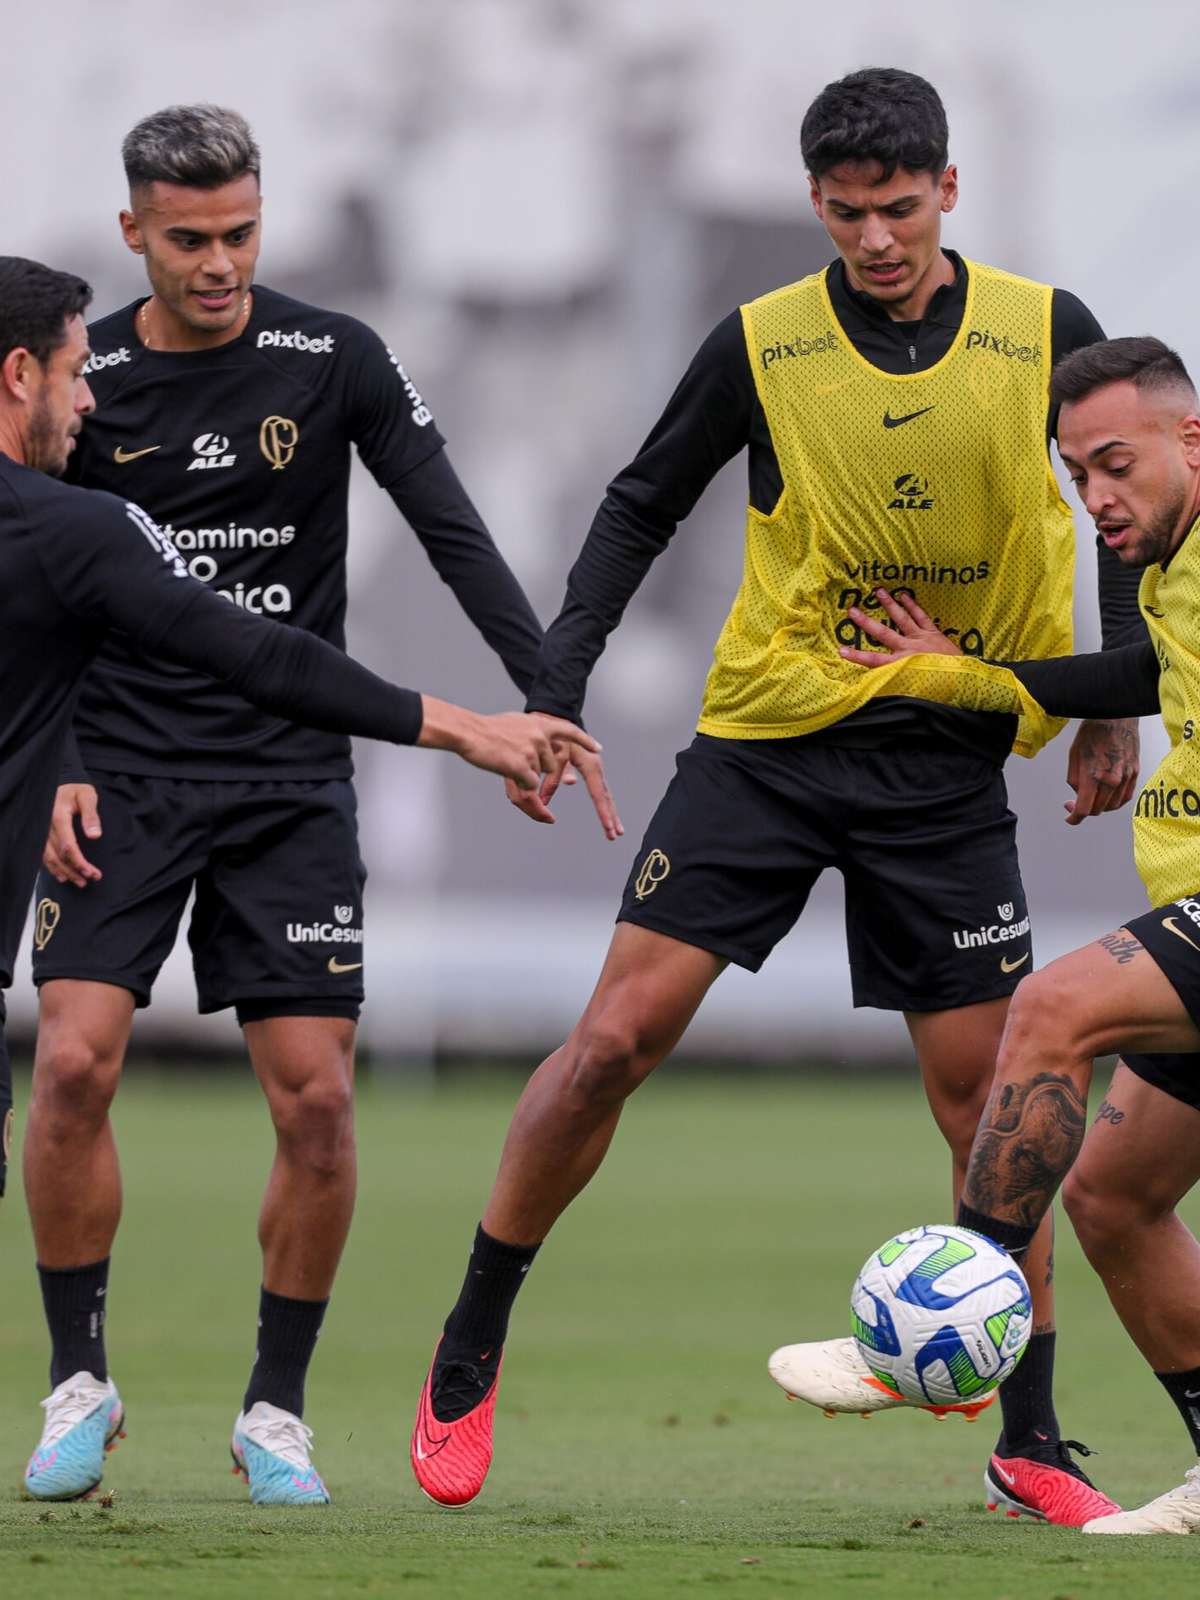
[617,735,1031,1013]
[0,993,11,1199]
[31,774,366,1020]
[1119,899,1200,1112]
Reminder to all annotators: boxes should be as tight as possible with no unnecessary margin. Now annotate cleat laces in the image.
[245,1410,316,1471]
[431,1357,498,1424]
[37,1378,111,1447]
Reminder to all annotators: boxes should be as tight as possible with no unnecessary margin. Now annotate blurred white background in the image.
[3,0,1195,1063]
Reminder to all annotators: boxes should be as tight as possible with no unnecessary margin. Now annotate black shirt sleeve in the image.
[1005,642,1160,720]
[344,323,446,488]
[38,495,424,745]
[1050,289,1146,654]
[526,310,755,720]
[386,448,544,695]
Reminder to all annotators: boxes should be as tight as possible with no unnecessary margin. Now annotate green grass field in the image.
[1,1065,1198,1598]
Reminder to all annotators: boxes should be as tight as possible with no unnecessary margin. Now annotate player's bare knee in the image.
[1000,970,1091,1074]
[268,1071,355,1174]
[1062,1167,1148,1263]
[563,1015,657,1109]
[32,1032,121,1132]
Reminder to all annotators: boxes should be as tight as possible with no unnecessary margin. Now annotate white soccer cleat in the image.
[24,1372,125,1500]
[1083,1464,1200,1535]
[767,1336,996,1420]
[231,1401,330,1506]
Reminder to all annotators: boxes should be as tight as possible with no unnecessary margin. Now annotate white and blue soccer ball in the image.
[850,1224,1032,1407]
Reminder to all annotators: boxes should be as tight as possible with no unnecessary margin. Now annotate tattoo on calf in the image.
[1095,1099,1126,1127]
[963,1072,1087,1228]
[1098,932,1143,965]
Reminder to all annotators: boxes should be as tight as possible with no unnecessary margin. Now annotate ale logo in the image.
[260,415,299,471]
[34,898,61,951]
[888,471,935,511]
[634,849,671,901]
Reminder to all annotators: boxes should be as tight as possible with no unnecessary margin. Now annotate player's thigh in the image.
[842,748,1030,1013]
[1003,920,1200,1065]
[31,772,203,1006]
[573,922,727,1070]
[1066,1060,1200,1227]
[616,734,836,976]
[191,779,366,1017]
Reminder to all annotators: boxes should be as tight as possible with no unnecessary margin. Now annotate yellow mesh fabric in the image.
[1131,532,1200,906]
[697,259,1074,757]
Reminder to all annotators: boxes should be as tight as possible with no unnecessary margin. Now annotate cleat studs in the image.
[822,1409,837,1419]
[860,1412,872,1419]
[1005,1510,1020,1519]
[986,1502,998,1512]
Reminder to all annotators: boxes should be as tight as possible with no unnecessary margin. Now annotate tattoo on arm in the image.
[1098,932,1143,964]
[1083,721,1138,786]
[963,1072,1087,1228]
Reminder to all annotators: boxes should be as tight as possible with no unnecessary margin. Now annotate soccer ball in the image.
[850,1224,1031,1407]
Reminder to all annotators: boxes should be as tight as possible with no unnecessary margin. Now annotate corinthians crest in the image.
[34,898,61,951]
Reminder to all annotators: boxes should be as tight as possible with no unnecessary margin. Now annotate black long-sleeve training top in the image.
[0,455,425,987]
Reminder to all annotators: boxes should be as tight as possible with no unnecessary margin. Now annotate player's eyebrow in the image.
[163,219,257,240]
[1085,438,1131,461]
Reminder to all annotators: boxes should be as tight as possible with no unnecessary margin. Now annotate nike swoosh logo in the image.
[1162,917,1200,953]
[327,958,363,974]
[993,1461,1018,1487]
[1185,1388,1200,1399]
[113,445,162,463]
[1145,606,1165,618]
[882,406,935,429]
[1000,953,1030,974]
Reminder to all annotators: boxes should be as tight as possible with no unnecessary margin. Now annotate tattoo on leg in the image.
[1094,1099,1126,1127]
[963,1072,1087,1227]
[1044,1243,1054,1288]
[1097,932,1143,965]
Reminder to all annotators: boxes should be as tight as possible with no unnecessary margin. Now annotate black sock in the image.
[956,1203,1038,1264]
[997,1330,1060,1453]
[242,1288,328,1419]
[1155,1367,1200,1455]
[441,1223,539,1357]
[39,1258,110,1388]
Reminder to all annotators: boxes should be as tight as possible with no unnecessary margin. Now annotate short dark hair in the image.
[802,68,949,182]
[0,257,92,368]
[1050,336,1198,409]
[122,103,260,192]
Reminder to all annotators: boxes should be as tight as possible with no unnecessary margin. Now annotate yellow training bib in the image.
[1132,524,1200,907]
[697,259,1074,756]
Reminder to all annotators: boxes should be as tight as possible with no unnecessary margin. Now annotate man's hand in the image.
[504,718,624,839]
[43,783,103,888]
[1064,718,1140,826]
[417,696,600,790]
[838,588,962,665]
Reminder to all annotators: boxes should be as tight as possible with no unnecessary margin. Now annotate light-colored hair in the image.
[122,104,260,193]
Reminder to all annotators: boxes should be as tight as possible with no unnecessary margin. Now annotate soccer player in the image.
[20,106,613,1508]
[0,256,596,1501]
[409,68,1139,1522]
[841,336,1200,1533]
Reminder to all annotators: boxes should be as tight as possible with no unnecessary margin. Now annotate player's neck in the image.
[137,292,253,354]
[0,417,29,468]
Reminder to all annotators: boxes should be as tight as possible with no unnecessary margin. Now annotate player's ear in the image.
[0,346,35,403]
[119,208,144,256]
[1180,413,1200,468]
[938,164,958,214]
